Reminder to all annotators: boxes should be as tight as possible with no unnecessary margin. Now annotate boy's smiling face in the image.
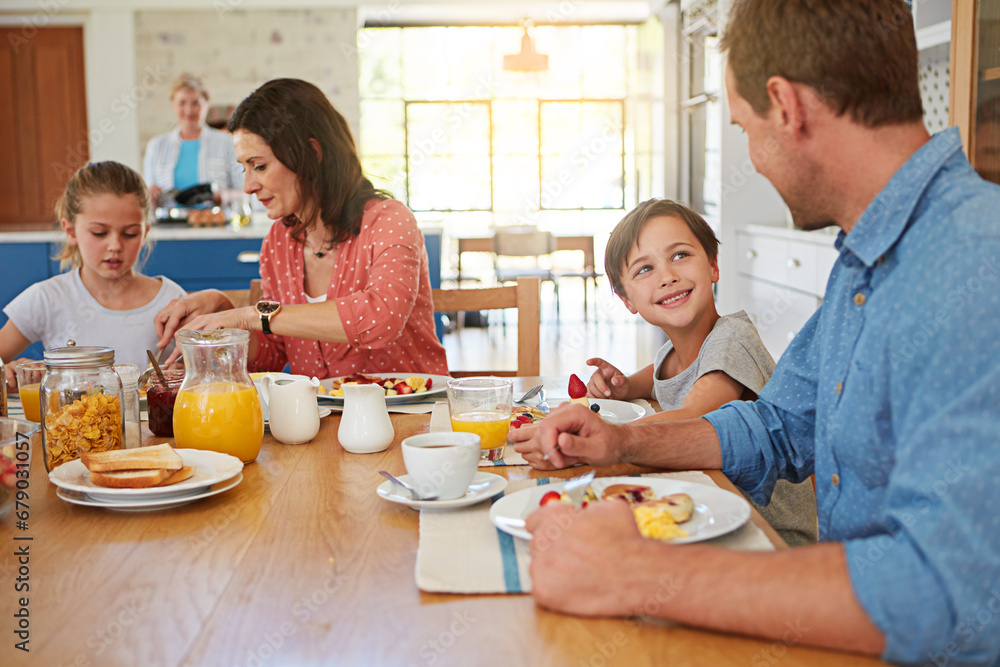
[618,214,719,331]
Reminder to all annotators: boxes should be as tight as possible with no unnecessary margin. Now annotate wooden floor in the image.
[441,277,650,378]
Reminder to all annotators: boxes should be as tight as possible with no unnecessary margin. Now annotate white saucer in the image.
[264,405,332,428]
[376,472,507,509]
[56,472,243,511]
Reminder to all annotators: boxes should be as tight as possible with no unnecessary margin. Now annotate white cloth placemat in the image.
[415,471,774,594]
[6,396,25,420]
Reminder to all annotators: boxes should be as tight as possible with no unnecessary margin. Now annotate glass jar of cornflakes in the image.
[41,345,124,472]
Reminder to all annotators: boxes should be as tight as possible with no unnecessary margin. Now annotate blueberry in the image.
[590,403,601,413]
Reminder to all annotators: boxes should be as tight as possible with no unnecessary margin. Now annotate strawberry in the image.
[424,378,432,389]
[539,490,562,506]
[509,420,521,429]
[517,414,532,424]
[393,382,413,395]
[568,373,587,399]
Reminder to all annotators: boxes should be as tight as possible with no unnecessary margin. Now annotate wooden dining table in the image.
[2,379,887,667]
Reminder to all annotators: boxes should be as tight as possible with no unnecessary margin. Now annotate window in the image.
[358,25,638,222]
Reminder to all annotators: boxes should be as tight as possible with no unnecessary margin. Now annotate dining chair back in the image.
[432,277,540,377]
[222,279,263,309]
[492,228,559,316]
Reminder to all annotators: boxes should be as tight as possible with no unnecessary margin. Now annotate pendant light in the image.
[503,20,549,72]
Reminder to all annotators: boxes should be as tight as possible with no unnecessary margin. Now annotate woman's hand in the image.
[586,357,631,400]
[154,290,235,351]
[159,306,258,366]
[149,184,163,207]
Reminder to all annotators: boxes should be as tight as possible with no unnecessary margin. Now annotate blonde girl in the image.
[1,161,186,390]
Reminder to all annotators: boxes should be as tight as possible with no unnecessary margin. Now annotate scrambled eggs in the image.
[633,505,688,542]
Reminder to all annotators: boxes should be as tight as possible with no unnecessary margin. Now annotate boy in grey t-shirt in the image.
[586,199,817,545]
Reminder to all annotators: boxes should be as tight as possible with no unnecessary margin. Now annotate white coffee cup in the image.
[401,432,480,500]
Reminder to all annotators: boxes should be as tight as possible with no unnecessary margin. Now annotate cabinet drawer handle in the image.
[745,250,757,260]
[237,251,261,264]
[787,258,801,269]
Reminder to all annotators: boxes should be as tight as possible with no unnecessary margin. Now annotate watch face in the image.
[257,301,280,315]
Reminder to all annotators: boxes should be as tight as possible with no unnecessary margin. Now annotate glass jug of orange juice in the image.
[172,329,263,462]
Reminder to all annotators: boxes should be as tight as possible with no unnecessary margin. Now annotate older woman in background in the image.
[154,78,448,379]
[143,73,243,206]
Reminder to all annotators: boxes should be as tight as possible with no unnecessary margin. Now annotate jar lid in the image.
[44,345,116,368]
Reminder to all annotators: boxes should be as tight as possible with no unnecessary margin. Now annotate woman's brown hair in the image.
[227,78,388,246]
[721,0,923,128]
[605,199,719,298]
[54,161,150,270]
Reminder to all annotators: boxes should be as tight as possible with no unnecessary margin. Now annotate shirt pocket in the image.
[837,367,896,489]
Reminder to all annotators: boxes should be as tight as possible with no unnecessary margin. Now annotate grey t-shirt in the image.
[652,311,817,546]
[653,311,773,408]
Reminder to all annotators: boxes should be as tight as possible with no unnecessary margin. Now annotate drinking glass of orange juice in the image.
[15,361,46,423]
[447,377,513,462]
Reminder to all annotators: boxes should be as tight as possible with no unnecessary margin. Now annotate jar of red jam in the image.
[147,370,185,437]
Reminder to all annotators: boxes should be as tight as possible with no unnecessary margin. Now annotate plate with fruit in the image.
[521,374,652,425]
[489,476,751,544]
[317,373,450,405]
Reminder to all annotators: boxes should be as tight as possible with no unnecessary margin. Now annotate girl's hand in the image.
[586,357,631,400]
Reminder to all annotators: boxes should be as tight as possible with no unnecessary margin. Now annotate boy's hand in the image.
[586,358,631,400]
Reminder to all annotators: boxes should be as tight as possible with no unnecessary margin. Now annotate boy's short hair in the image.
[721,0,922,129]
[605,199,719,298]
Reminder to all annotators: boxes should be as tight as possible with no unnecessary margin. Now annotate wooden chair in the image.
[222,279,262,309]
[492,227,559,317]
[432,277,540,377]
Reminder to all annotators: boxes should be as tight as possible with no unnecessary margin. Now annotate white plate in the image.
[56,472,243,511]
[489,476,751,543]
[318,373,450,405]
[586,399,650,424]
[377,471,507,509]
[48,449,243,502]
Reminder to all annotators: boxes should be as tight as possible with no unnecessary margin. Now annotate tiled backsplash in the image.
[134,8,361,150]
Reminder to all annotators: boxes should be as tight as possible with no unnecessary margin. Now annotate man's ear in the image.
[765,75,807,138]
[309,138,322,163]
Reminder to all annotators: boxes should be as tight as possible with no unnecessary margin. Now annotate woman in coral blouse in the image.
[154,78,448,378]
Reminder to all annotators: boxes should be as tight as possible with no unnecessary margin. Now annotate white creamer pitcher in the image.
[338,383,394,453]
[259,375,321,445]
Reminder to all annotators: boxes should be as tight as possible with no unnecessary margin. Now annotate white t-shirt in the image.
[3,270,187,369]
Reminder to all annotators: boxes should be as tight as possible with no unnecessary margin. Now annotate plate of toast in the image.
[49,445,243,504]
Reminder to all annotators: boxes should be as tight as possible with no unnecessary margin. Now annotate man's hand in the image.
[585,357,632,399]
[509,403,624,469]
[528,500,651,616]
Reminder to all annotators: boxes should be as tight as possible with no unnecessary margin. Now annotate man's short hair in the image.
[605,199,719,298]
[721,0,923,128]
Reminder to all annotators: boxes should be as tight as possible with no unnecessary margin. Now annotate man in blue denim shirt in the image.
[510,1,1000,664]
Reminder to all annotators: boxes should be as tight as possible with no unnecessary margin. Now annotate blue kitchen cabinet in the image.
[143,238,263,292]
[0,242,53,360]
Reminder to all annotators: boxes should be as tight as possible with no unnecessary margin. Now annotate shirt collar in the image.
[840,127,963,267]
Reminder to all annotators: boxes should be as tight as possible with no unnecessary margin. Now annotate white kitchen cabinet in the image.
[736,227,839,360]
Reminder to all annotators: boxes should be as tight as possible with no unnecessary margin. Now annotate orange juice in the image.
[173,382,263,462]
[18,384,41,423]
[450,410,510,450]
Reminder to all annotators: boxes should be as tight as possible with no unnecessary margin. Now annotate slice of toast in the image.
[81,443,182,472]
[155,466,196,487]
[89,468,174,489]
